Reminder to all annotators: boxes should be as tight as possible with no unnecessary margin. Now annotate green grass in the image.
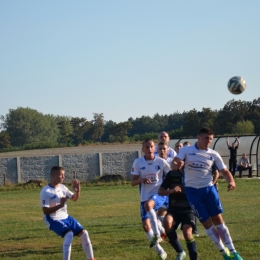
[0,179,260,259]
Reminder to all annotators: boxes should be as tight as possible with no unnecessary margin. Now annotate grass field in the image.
[0,179,259,260]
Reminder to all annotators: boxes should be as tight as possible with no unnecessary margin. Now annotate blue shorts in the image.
[45,215,84,237]
[185,185,223,223]
[140,194,167,221]
[160,196,169,209]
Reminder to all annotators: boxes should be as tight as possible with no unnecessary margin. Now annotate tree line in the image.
[0,98,259,151]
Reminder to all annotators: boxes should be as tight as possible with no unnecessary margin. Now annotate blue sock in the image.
[186,238,197,260]
[166,229,183,253]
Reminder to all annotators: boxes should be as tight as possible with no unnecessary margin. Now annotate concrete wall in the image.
[0,151,140,185]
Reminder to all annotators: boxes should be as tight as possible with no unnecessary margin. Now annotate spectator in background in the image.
[183,141,191,147]
[238,153,252,178]
[154,131,177,159]
[226,137,240,177]
[174,141,183,154]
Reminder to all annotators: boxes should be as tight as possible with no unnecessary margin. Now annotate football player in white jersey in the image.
[171,128,243,260]
[154,131,177,159]
[131,139,171,260]
[40,166,96,260]
[156,141,173,224]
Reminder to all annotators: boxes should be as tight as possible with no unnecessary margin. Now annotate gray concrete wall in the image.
[0,151,139,185]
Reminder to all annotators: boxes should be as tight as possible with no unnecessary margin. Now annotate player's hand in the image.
[60,197,67,206]
[169,186,182,193]
[227,181,236,191]
[142,177,152,184]
[72,179,80,193]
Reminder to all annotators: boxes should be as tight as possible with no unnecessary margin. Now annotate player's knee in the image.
[63,231,74,249]
[144,200,154,211]
[163,216,173,231]
[64,231,73,240]
[183,226,193,240]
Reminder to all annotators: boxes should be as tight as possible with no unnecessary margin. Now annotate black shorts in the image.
[166,207,196,230]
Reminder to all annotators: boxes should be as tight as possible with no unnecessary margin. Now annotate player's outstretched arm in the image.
[220,168,236,191]
[171,157,184,171]
[71,179,80,201]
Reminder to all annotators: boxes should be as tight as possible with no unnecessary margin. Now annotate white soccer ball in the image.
[227,76,246,95]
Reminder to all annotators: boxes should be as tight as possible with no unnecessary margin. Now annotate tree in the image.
[70,117,90,145]
[109,121,132,143]
[182,109,201,137]
[1,107,59,147]
[57,120,73,145]
[89,113,105,142]
[0,131,12,149]
[231,120,254,135]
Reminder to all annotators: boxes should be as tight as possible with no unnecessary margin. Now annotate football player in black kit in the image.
[158,168,197,260]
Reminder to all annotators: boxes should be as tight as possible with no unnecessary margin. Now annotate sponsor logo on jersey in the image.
[140,167,146,170]
[155,165,161,170]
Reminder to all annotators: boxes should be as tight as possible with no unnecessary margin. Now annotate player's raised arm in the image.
[71,179,80,201]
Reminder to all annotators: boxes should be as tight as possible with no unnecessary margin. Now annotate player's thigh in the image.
[48,218,71,237]
[185,187,210,223]
[145,194,166,211]
[205,186,223,218]
[66,215,84,236]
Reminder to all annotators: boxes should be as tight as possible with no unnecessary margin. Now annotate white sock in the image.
[80,230,94,260]
[63,231,73,260]
[145,229,164,255]
[147,209,160,237]
[205,226,226,252]
[215,223,236,252]
[158,215,164,224]
[145,229,154,241]
[157,218,166,235]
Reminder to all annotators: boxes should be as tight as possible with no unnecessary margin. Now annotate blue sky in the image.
[0,1,259,123]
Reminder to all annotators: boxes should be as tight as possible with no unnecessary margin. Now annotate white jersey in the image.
[40,184,74,220]
[131,156,171,202]
[176,143,226,189]
[154,146,177,159]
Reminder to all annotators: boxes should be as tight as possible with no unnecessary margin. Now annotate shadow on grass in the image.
[0,247,60,258]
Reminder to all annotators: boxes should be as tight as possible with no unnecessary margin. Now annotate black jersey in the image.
[229,146,238,160]
[160,170,190,208]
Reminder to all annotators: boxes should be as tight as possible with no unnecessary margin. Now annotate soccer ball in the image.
[227,76,246,95]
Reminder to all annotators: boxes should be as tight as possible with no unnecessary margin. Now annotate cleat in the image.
[222,247,230,259]
[149,235,162,248]
[223,254,231,260]
[230,252,243,260]
[158,251,167,260]
[192,230,199,237]
[176,250,186,260]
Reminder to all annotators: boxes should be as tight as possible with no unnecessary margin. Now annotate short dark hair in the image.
[158,141,168,146]
[198,127,214,136]
[51,166,64,174]
[142,139,154,146]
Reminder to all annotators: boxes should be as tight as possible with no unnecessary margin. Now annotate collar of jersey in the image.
[195,142,209,151]
[144,155,155,161]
